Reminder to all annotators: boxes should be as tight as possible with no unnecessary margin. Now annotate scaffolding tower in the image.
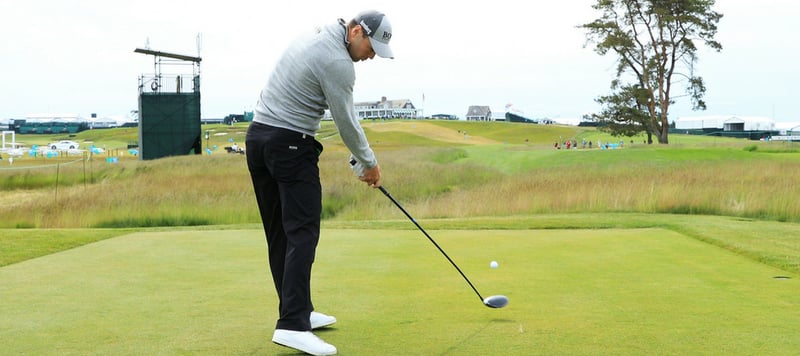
[134,47,202,160]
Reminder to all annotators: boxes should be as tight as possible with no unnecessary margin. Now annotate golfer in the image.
[245,10,393,356]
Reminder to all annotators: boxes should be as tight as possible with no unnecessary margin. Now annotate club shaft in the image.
[379,186,485,302]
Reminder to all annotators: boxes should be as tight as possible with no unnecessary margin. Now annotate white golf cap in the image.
[355,10,394,59]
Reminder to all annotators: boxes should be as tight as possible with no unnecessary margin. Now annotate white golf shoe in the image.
[310,311,337,329]
[272,329,337,355]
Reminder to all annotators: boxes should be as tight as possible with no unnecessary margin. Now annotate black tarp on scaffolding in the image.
[135,47,202,160]
[138,92,201,160]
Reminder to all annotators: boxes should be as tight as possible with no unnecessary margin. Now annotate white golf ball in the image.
[490,261,499,269]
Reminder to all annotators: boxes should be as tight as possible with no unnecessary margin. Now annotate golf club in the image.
[378,185,508,309]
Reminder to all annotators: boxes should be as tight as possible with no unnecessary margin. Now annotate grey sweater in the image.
[253,20,377,169]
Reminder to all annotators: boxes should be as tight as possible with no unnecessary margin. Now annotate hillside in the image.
[1,120,798,228]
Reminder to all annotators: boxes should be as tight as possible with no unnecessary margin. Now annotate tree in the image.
[584,82,655,143]
[581,0,722,144]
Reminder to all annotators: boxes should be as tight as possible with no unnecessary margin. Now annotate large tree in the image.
[586,82,654,143]
[581,0,722,144]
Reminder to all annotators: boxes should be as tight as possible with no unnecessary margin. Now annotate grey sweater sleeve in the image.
[319,55,378,169]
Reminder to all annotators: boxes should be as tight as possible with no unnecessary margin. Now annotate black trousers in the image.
[246,122,323,331]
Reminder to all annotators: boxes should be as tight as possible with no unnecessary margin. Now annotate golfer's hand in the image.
[360,164,382,188]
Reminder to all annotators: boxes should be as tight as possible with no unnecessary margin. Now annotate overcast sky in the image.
[1,0,798,122]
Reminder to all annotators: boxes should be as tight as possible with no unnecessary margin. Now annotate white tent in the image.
[676,115,775,131]
[490,111,507,121]
[25,114,83,122]
[552,117,583,126]
[674,115,727,129]
[723,116,775,131]
[775,121,800,133]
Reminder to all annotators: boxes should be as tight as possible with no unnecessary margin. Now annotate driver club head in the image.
[483,295,509,308]
[376,186,509,311]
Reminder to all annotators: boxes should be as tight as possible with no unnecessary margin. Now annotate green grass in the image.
[0,229,133,266]
[2,121,799,354]
[365,127,469,148]
[428,120,592,145]
[1,226,798,354]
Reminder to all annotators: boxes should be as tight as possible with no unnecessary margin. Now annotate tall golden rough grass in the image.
[2,133,798,227]
[0,154,260,228]
[407,158,800,221]
[322,146,500,221]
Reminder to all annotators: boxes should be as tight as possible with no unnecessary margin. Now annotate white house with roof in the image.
[353,96,420,119]
[465,106,492,121]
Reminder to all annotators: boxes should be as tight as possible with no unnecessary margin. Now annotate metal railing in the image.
[138,74,200,94]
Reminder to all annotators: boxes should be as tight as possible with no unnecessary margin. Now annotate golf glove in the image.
[349,155,366,177]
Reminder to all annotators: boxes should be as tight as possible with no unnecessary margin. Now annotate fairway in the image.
[1,228,798,355]
[362,121,499,145]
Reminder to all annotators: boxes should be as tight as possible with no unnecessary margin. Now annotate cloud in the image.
[1,0,798,121]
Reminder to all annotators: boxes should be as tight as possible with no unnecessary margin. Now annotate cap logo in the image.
[359,20,373,36]
[354,10,393,58]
